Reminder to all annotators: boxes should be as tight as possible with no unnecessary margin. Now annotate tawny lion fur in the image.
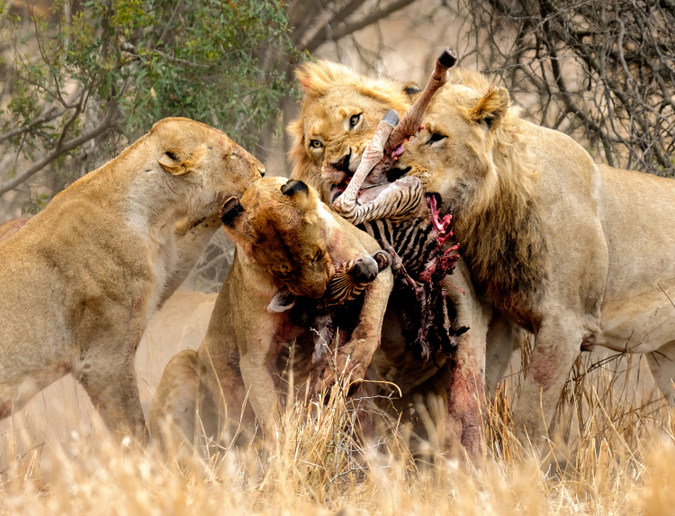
[0,117,264,438]
[150,177,393,447]
[396,68,675,441]
[287,60,495,458]
[0,217,31,244]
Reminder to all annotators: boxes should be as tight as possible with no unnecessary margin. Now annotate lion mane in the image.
[445,71,547,326]
[288,60,411,200]
[396,66,675,441]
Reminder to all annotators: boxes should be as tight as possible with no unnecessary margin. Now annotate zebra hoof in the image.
[438,47,457,69]
[373,250,391,271]
[347,256,380,283]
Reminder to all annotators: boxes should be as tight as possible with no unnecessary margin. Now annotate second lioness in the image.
[150,177,393,445]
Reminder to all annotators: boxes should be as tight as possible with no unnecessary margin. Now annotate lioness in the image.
[150,177,393,446]
[288,60,492,457]
[386,69,675,442]
[0,117,264,438]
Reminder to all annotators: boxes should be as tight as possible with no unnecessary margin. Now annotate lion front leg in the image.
[484,315,527,398]
[512,316,584,446]
[445,344,485,459]
[441,262,490,459]
[72,352,147,442]
[323,270,394,393]
[238,339,283,440]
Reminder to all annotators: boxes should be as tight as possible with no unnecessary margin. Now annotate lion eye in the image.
[312,248,325,262]
[309,139,323,149]
[426,132,446,145]
[349,113,361,128]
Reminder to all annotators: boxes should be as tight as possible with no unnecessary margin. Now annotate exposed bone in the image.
[332,47,457,224]
[332,110,398,219]
[382,47,457,161]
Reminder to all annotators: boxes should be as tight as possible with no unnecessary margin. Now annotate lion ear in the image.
[470,87,510,130]
[220,196,244,227]
[158,150,189,175]
[281,179,316,213]
[267,286,296,313]
[295,64,320,96]
[281,179,309,197]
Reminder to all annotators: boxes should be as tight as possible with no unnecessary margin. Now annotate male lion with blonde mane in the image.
[0,118,264,439]
[288,60,495,458]
[381,68,675,442]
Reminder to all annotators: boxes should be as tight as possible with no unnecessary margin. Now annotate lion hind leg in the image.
[646,340,675,406]
[149,349,206,452]
[600,285,675,354]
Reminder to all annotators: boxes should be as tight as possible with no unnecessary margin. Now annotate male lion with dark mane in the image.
[288,60,494,458]
[380,68,675,443]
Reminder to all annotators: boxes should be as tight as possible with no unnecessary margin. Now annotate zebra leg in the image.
[332,114,396,217]
[346,250,391,283]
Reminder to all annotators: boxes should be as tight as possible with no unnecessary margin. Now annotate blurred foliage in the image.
[0,0,296,200]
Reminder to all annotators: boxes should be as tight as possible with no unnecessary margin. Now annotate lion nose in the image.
[331,149,352,174]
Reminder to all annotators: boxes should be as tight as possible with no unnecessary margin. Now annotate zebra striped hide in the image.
[358,195,468,361]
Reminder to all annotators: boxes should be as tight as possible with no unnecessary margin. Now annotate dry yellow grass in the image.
[1,292,673,515]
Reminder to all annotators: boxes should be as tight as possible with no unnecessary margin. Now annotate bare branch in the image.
[465,0,674,176]
[329,0,418,42]
[303,0,417,53]
[301,0,364,52]
[0,107,118,195]
[156,0,185,47]
[0,107,68,144]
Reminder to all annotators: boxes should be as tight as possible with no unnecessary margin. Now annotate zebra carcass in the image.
[331,47,465,360]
